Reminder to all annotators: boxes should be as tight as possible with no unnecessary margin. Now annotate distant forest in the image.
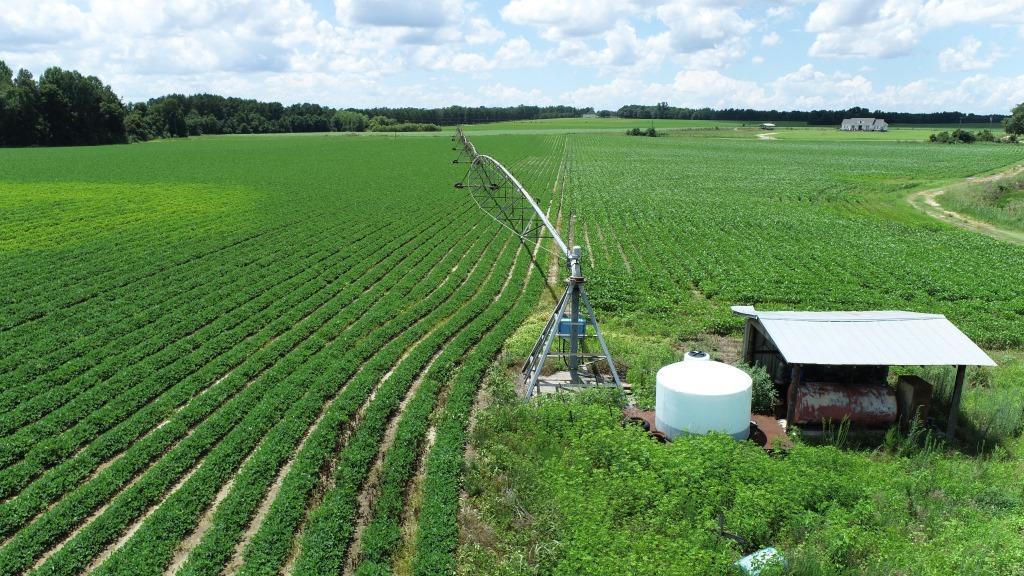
[616,102,1007,126]
[0,61,1013,147]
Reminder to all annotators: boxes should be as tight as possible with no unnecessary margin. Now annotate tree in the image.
[37,67,125,145]
[0,64,44,146]
[333,110,368,132]
[1006,102,1024,136]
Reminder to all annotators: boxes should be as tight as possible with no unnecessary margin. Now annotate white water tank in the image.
[655,360,752,440]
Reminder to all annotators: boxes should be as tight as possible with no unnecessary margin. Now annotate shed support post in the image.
[786,365,802,423]
[742,320,754,365]
[946,364,967,440]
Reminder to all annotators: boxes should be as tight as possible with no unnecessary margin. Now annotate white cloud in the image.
[938,36,1000,71]
[464,17,505,45]
[500,0,641,40]
[335,0,464,28]
[479,82,553,106]
[495,37,547,67]
[1,0,1022,112]
[806,0,1024,58]
[806,0,887,32]
[564,61,1024,113]
[771,63,873,108]
[766,5,795,19]
[807,1,921,58]
[656,2,756,53]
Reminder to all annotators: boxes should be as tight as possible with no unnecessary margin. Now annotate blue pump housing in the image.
[557,317,589,338]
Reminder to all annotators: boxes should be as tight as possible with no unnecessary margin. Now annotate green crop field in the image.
[2,126,1024,576]
[462,117,765,134]
[0,134,562,576]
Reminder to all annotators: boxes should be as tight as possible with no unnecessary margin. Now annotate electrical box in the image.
[557,317,589,338]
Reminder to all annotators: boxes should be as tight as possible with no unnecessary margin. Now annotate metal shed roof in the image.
[732,306,995,367]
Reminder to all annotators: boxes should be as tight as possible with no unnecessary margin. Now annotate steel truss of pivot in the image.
[520,248,623,402]
[449,127,623,402]
[451,126,477,165]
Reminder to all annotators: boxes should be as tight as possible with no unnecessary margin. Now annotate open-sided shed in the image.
[732,306,996,438]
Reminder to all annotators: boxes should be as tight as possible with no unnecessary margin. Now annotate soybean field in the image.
[542,133,1024,346]
[3,126,1024,576]
[0,134,558,576]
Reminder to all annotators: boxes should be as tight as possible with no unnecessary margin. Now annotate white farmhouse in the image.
[840,118,888,132]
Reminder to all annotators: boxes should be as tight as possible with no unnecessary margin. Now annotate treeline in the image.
[2,59,592,146]
[0,62,125,146]
[353,105,593,125]
[4,59,1019,148]
[123,94,396,140]
[616,103,1007,126]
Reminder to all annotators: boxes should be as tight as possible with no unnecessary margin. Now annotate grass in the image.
[459,119,1010,142]
[942,169,1024,230]
[461,117,762,134]
[0,133,561,575]
[4,126,1024,575]
[457,127,1024,575]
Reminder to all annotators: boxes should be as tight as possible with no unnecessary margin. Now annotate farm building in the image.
[733,306,995,437]
[840,117,888,131]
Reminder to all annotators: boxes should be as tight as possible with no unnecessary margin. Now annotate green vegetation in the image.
[943,169,1024,230]
[462,389,1024,576]
[626,127,659,137]
[3,119,1024,576]
[459,126,1024,576]
[529,132,1024,348]
[928,129,1012,144]
[617,103,1006,126]
[0,132,560,574]
[1005,102,1024,136]
[0,61,125,146]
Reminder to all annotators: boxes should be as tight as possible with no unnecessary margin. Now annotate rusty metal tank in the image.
[790,381,897,426]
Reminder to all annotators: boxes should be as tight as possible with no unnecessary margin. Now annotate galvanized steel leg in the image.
[580,288,624,404]
[524,284,571,401]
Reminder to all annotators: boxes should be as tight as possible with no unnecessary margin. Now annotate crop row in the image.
[410,254,544,576]
[228,215,511,576]
[0,211,464,572]
[0,210,363,414]
[0,204,466,531]
[164,212,499,576]
[0,204,300,333]
[287,193,536,575]
[405,135,554,576]
[0,216,381,438]
[347,137,562,576]
[0,213,439,501]
[567,135,1024,347]
[83,206,505,576]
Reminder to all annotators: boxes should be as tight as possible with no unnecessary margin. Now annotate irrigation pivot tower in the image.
[451,127,623,401]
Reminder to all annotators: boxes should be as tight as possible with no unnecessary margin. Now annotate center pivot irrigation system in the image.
[451,127,624,401]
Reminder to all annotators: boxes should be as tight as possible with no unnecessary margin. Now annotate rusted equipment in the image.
[790,382,897,427]
[621,408,791,451]
[733,306,995,439]
[750,414,792,450]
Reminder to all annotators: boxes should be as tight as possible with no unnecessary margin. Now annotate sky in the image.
[1,0,1023,113]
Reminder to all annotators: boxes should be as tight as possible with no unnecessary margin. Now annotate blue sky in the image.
[2,0,1023,113]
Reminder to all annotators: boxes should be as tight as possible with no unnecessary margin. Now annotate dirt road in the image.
[908,163,1024,245]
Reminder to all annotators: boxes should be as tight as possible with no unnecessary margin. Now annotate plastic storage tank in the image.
[655,360,752,440]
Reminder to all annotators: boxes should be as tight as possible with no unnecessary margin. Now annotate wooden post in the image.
[946,365,967,440]
[742,320,754,365]
[786,364,802,423]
